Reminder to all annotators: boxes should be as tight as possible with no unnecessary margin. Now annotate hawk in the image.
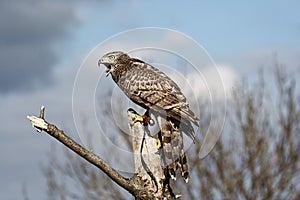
[98,51,199,182]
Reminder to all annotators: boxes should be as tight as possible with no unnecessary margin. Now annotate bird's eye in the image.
[109,55,115,60]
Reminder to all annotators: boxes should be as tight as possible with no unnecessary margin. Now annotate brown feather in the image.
[100,51,198,182]
[115,59,199,139]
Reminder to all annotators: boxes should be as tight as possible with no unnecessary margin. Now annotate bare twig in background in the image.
[30,65,300,200]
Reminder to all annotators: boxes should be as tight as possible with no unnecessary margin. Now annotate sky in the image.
[0,0,299,199]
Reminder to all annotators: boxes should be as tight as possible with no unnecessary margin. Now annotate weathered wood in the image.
[27,107,136,196]
[27,106,179,200]
[128,109,179,200]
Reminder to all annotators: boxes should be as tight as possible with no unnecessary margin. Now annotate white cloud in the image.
[223,47,300,77]
[200,65,239,99]
[0,25,240,199]
[166,64,239,102]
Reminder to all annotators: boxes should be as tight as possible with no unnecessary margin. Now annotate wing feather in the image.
[117,60,199,129]
[112,55,198,181]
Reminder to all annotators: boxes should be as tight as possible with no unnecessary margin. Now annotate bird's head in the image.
[98,51,129,77]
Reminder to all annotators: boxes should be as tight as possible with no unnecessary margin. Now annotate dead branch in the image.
[27,106,137,196]
[27,106,178,200]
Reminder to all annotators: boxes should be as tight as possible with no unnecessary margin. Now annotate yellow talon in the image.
[131,115,144,125]
[156,139,162,149]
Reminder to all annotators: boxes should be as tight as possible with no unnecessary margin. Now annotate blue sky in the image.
[0,1,299,199]
[79,1,300,55]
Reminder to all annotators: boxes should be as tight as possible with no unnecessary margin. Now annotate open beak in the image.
[98,59,102,67]
[98,59,112,77]
[105,68,113,77]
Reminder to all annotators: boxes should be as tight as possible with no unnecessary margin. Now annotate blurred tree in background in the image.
[42,66,300,200]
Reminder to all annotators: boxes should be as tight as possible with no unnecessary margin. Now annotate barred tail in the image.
[158,117,189,183]
[179,149,189,183]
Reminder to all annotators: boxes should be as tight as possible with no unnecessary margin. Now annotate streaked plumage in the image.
[98,51,199,182]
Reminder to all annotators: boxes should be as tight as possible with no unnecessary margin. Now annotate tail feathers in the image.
[172,106,199,127]
[179,151,189,183]
[181,122,196,143]
[159,117,190,183]
[174,131,189,183]
[168,107,198,142]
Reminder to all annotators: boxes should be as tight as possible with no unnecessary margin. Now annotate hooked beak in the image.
[98,59,102,67]
[98,58,112,77]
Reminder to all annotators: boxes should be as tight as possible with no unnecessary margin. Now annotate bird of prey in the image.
[98,51,199,182]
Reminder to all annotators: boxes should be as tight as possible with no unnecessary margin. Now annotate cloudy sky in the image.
[1,0,299,199]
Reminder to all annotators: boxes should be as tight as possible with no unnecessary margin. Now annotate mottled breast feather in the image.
[113,57,199,141]
[106,52,200,182]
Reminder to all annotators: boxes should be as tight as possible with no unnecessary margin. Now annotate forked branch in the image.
[27,106,178,200]
[27,106,135,196]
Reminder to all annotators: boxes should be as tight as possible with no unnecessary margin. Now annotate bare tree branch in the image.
[37,65,300,200]
[27,106,179,200]
[27,106,136,197]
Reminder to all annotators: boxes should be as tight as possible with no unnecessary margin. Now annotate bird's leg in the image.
[130,113,151,126]
[141,109,155,126]
[141,110,162,150]
[130,109,153,126]
[131,109,162,150]
[141,114,151,126]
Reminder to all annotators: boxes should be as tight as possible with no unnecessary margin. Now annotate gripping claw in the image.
[131,114,144,125]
